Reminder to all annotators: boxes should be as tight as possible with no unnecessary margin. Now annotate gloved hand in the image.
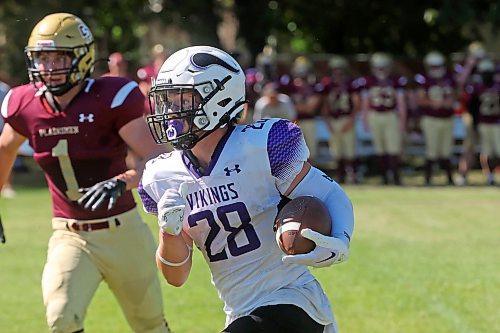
[157,183,188,236]
[282,228,349,268]
[77,178,127,211]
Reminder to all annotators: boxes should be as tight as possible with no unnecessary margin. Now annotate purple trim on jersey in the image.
[138,181,158,214]
[268,120,303,179]
[182,152,203,178]
[181,125,235,178]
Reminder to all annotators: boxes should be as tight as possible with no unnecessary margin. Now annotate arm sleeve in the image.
[288,166,354,246]
[267,119,309,193]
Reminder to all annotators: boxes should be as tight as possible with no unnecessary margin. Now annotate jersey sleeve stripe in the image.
[138,181,158,215]
[111,81,139,109]
[267,119,308,180]
[1,89,12,118]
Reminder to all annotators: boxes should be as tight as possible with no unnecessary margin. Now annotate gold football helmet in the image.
[25,13,95,95]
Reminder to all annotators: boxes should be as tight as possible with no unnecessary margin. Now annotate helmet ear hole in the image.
[217,98,231,107]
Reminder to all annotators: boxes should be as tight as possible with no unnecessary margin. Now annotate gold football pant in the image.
[44,209,169,333]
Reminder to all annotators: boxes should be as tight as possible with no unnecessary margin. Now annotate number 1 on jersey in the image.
[51,139,82,201]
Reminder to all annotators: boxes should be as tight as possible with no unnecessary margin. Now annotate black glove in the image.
[0,213,6,244]
[77,179,127,211]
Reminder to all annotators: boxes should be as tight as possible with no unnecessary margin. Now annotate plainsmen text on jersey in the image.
[1,77,144,219]
[140,118,336,327]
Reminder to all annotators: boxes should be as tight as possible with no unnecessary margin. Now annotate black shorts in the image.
[221,304,324,333]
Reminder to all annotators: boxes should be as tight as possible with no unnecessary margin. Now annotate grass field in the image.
[0,167,498,333]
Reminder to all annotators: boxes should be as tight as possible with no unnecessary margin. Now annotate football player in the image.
[321,55,361,183]
[415,51,457,186]
[139,46,354,333]
[278,56,323,164]
[466,58,500,185]
[360,52,407,185]
[0,13,171,333]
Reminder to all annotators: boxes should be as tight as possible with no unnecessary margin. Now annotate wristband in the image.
[156,244,192,267]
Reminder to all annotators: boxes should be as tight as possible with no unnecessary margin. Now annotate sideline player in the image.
[360,52,407,185]
[466,58,500,185]
[139,46,354,333]
[415,51,457,186]
[0,13,170,333]
[321,55,361,183]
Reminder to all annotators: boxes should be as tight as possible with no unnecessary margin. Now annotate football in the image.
[274,196,332,255]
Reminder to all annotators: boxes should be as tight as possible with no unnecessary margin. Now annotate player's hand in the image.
[157,183,188,236]
[282,229,349,268]
[77,178,127,211]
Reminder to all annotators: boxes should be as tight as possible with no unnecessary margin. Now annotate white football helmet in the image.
[146,46,246,150]
[424,51,446,79]
[370,52,392,80]
[477,58,495,73]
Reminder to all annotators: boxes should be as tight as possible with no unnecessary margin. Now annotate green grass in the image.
[1,169,499,332]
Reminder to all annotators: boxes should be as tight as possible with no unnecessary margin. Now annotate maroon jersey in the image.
[359,75,407,112]
[278,75,320,120]
[2,77,145,219]
[322,77,358,118]
[415,73,456,118]
[467,82,500,124]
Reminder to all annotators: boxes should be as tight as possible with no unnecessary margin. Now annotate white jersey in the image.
[140,118,336,329]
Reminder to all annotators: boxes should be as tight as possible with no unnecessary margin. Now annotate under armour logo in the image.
[241,119,268,132]
[224,164,241,176]
[79,113,95,123]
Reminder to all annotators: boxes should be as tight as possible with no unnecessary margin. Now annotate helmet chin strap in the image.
[43,89,63,113]
[184,149,207,175]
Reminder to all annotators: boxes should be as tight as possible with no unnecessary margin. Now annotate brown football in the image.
[274,196,332,255]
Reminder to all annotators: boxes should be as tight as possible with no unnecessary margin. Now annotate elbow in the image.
[157,262,190,287]
[165,276,187,287]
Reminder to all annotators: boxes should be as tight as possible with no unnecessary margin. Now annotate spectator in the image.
[137,44,168,98]
[253,82,296,121]
[102,52,129,78]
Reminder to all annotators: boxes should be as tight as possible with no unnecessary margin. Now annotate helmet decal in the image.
[190,53,240,73]
[78,24,92,43]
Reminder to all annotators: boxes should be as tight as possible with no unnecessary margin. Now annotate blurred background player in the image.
[279,56,322,164]
[0,13,170,333]
[415,51,457,186]
[137,43,168,99]
[253,81,296,121]
[102,51,129,78]
[466,58,500,185]
[360,52,407,185]
[0,79,15,198]
[321,55,361,183]
[455,41,488,185]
